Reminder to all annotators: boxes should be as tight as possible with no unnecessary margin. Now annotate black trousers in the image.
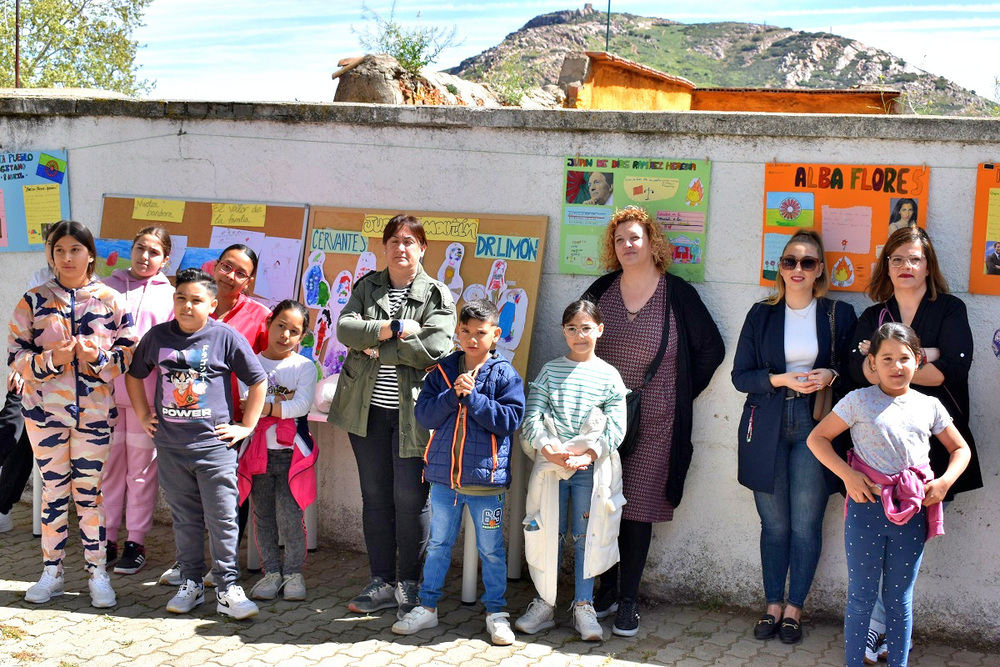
[598,518,653,601]
[0,389,34,514]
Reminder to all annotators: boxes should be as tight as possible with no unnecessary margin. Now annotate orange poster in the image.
[968,163,1000,295]
[761,163,929,292]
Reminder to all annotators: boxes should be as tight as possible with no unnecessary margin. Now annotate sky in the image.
[133,1,1000,103]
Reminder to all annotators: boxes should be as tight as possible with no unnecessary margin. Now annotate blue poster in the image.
[0,149,71,252]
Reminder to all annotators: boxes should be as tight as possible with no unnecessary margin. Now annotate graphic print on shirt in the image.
[159,345,211,421]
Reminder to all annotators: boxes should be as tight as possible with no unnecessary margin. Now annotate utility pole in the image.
[15,0,22,87]
[605,1,611,52]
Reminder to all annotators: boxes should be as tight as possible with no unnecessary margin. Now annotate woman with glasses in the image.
[328,214,456,619]
[848,226,983,662]
[581,207,724,637]
[732,230,857,644]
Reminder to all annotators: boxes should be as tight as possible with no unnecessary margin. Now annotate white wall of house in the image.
[2,99,997,638]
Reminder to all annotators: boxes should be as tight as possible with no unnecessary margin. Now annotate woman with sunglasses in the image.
[732,230,857,645]
[848,226,983,662]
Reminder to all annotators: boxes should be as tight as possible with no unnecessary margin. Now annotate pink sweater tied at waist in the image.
[846,449,944,542]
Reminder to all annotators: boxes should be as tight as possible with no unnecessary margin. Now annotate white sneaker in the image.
[250,572,283,600]
[573,602,603,641]
[166,579,205,614]
[217,584,259,619]
[89,569,117,608]
[282,573,306,601]
[204,570,216,588]
[158,562,183,586]
[391,605,438,635]
[515,597,555,634]
[486,611,516,646]
[25,565,64,603]
[0,511,13,533]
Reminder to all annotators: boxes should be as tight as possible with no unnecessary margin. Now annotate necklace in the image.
[625,304,644,317]
[786,299,816,319]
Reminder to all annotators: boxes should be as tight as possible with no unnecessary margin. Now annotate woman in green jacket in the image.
[328,214,456,619]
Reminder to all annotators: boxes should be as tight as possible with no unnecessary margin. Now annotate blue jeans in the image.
[844,498,925,667]
[559,466,594,603]
[753,396,829,608]
[418,484,507,613]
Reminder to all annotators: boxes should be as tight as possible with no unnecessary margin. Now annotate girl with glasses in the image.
[732,229,857,644]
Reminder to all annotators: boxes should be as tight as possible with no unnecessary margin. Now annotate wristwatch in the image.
[390,319,402,339]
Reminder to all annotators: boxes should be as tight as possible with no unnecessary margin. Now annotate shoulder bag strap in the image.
[637,276,672,391]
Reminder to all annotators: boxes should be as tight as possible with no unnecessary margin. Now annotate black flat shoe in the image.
[779,617,802,644]
[753,614,779,640]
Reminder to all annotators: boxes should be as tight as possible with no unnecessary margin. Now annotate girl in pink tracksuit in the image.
[101,227,175,574]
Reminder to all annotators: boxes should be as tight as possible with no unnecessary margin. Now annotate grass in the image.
[0,624,26,640]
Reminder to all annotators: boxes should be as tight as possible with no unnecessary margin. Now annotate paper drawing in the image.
[765,191,815,227]
[256,236,303,302]
[302,251,331,308]
[437,242,466,302]
[354,251,377,283]
[830,255,856,288]
[165,235,188,277]
[761,232,793,282]
[495,288,528,352]
[820,205,872,255]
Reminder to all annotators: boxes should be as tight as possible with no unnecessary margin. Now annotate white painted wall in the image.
[2,101,997,638]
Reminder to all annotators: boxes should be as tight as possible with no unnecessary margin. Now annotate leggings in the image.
[598,518,653,601]
[103,405,158,544]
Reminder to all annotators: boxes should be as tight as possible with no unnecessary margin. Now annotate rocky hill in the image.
[448,7,995,116]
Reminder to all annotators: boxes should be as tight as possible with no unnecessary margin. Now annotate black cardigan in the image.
[583,271,725,508]
[848,293,983,498]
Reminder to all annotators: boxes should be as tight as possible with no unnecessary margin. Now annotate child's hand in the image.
[454,372,475,397]
[49,339,77,367]
[7,371,23,394]
[541,444,569,467]
[75,338,102,364]
[216,423,253,448]
[564,455,591,471]
[138,413,158,438]
[923,479,950,506]
[843,469,878,503]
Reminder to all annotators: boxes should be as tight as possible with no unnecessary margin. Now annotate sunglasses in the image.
[779,256,821,271]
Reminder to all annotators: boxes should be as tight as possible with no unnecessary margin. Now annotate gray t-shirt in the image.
[129,319,266,449]
[833,385,952,475]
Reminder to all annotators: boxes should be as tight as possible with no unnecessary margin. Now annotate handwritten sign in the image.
[474,234,539,262]
[361,214,478,242]
[22,183,63,243]
[987,189,1000,241]
[133,198,186,223]
[211,203,266,228]
[309,228,369,254]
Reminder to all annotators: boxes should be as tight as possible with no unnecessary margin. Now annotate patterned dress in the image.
[595,274,679,522]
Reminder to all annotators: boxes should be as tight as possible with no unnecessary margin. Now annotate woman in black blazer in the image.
[732,230,857,645]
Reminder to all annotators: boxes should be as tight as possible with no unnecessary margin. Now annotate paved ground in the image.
[0,502,995,667]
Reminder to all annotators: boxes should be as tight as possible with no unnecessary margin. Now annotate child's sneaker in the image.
[166,580,205,614]
[217,585,259,620]
[573,601,603,641]
[348,576,396,613]
[391,605,438,635]
[282,573,307,601]
[158,561,183,586]
[250,572,283,600]
[25,565,64,603]
[486,611,515,646]
[89,570,117,608]
[113,541,146,575]
[515,597,555,634]
[106,541,118,566]
[395,579,419,620]
[593,585,619,619]
[0,511,14,533]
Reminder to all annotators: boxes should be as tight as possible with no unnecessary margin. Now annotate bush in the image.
[352,1,462,75]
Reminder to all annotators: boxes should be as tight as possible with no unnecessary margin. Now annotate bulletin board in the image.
[98,195,308,305]
[761,163,929,293]
[300,207,548,381]
[0,149,71,252]
[560,156,711,282]
[968,163,1000,295]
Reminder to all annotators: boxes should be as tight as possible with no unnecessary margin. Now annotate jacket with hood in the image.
[102,268,175,407]
[8,277,137,429]
[415,350,525,489]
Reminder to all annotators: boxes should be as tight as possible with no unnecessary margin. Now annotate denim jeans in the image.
[418,484,507,612]
[251,449,305,575]
[559,466,594,603]
[348,406,429,583]
[753,396,829,608]
[844,498,925,667]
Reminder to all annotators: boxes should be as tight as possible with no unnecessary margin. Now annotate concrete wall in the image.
[2,97,998,640]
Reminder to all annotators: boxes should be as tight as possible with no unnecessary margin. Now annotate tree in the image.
[0,0,154,95]
[352,1,462,75]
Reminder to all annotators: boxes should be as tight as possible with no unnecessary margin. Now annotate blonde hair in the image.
[599,207,673,273]
[766,229,829,305]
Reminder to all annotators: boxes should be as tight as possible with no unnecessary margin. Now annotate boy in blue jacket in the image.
[391,299,525,645]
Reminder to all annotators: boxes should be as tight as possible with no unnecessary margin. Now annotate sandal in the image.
[779,617,803,644]
[753,613,779,640]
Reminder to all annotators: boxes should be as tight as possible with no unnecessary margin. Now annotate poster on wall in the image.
[761,163,929,292]
[0,150,71,252]
[301,208,547,386]
[968,163,1000,295]
[560,156,711,282]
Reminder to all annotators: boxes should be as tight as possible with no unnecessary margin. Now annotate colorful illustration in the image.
[829,255,856,288]
[437,242,466,302]
[94,238,135,278]
[495,287,528,351]
[320,271,353,376]
[0,149,71,252]
[561,156,711,281]
[158,347,210,422]
[765,192,815,227]
[968,164,1000,295]
[302,251,330,308]
[354,251,377,283]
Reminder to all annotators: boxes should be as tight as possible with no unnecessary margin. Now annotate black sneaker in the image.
[107,541,119,566]
[594,586,619,620]
[113,541,147,575]
[612,597,640,637]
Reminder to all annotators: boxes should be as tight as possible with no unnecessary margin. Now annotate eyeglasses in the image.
[563,325,598,337]
[888,255,925,269]
[217,260,251,282]
[779,256,820,271]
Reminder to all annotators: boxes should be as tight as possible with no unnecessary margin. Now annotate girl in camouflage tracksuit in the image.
[7,221,136,606]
